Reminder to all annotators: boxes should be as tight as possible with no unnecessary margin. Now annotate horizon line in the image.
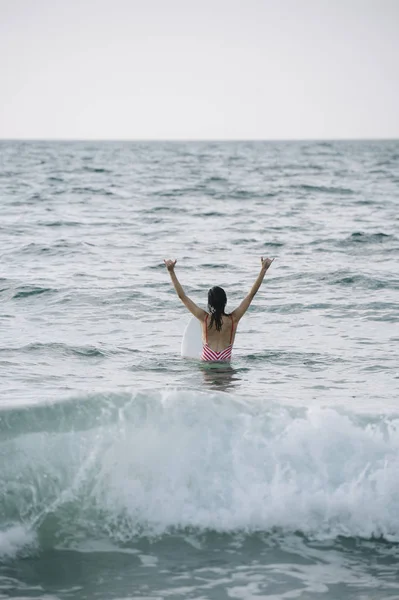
[0,137,398,143]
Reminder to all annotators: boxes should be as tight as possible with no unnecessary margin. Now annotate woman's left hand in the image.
[164,259,177,272]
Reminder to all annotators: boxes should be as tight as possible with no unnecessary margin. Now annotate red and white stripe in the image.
[201,343,232,362]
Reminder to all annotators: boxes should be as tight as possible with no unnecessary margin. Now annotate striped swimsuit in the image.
[201,314,234,362]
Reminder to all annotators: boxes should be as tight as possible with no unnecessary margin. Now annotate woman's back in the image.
[202,314,235,352]
[201,314,235,362]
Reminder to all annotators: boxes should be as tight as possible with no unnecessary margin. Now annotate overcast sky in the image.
[0,0,398,140]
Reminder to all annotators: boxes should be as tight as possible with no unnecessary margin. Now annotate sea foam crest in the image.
[1,390,399,556]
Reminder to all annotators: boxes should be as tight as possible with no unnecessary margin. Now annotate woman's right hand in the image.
[261,257,274,271]
[164,259,177,272]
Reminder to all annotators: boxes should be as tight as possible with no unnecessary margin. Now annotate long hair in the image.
[207,286,227,332]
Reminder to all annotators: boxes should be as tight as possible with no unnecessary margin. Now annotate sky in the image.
[0,0,398,140]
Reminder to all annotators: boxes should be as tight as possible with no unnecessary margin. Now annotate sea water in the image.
[0,140,398,599]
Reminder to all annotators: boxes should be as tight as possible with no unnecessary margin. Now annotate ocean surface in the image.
[0,139,398,599]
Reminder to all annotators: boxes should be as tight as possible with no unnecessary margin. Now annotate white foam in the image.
[2,390,399,545]
[0,525,36,559]
[86,391,399,540]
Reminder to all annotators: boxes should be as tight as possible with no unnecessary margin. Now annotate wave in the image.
[1,390,399,558]
[294,184,354,195]
[0,342,107,359]
[153,187,205,197]
[12,285,55,299]
[37,220,82,227]
[82,167,112,173]
[71,186,116,196]
[15,240,96,259]
[340,232,395,246]
[329,272,399,290]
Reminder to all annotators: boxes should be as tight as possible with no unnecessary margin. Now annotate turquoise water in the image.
[1,140,399,599]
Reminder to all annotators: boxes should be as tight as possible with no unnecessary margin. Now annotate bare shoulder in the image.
[197,310,209,323]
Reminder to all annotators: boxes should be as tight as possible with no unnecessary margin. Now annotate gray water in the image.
[0,140,399,599]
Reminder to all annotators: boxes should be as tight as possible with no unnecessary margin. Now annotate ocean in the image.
[0,139,398,599]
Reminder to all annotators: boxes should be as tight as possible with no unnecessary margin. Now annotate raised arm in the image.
[231,257,274,323]
[164,259,207,322]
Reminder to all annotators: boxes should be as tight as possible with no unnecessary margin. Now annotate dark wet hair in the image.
[208,286,227,332]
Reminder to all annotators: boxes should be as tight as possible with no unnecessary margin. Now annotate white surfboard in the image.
[181,317,203,359]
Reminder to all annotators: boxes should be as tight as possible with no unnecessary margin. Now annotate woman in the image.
[164,257,274,361]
